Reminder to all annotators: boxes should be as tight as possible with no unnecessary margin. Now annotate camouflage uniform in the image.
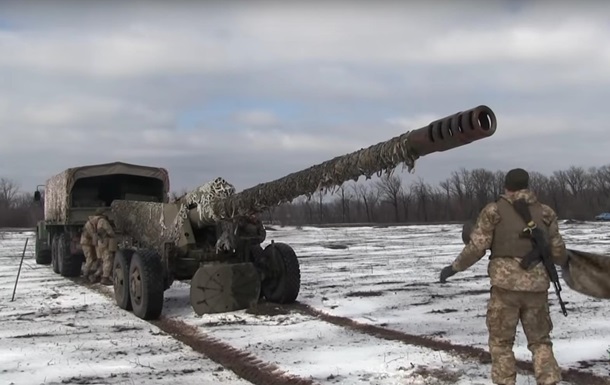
[93,210,117,285]
[80,215,101,280]
[442,169,567,385]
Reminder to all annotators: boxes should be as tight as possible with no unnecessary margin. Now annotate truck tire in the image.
[58,233,82,277]
[129,249,164,320]
[113,249,134,310]
[35,230,52,265]
[261,242,300,304]
[51,235,60,274]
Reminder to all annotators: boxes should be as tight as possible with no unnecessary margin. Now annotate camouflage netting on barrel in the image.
[171,177,238,252]
[212,131,422,219]
[178,105,496,222]
[177,177,236,223]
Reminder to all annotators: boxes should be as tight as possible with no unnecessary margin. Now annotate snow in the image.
[1,221,609,384]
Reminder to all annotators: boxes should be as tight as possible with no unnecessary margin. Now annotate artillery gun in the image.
[34,105,497,320]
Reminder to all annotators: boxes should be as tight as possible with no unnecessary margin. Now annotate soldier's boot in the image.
[88,273,101,284]
[100,276,112,286]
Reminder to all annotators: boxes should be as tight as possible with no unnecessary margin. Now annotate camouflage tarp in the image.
[44,161,170,223]
[563,249,610,299]
[110,200,177,252]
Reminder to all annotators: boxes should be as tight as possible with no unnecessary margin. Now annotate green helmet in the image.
[94,207,108,215]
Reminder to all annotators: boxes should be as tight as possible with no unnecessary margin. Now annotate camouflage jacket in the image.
[80,214,116,245]
[80,215,101,245]
[451,189,568,292]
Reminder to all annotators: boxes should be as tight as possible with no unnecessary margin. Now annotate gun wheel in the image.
[261,242,300,304]
[190,262,261,315]
[129,249,164,320]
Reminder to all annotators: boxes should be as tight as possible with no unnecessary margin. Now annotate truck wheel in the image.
[35,231,52,265]
[129,249,164,320]
[51,235,60,274]
[36,248,52,265]
[58,233,82,277]
[114,249,134,310]
[261,242,300,304]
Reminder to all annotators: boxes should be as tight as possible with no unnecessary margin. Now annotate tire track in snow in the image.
[286,302,610,385]
[77,275,608,385]
[76,278,320,385]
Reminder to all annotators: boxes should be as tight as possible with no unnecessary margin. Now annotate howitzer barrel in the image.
[214,105,497,218]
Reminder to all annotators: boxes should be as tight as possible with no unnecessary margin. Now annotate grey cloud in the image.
[0,0,608,197]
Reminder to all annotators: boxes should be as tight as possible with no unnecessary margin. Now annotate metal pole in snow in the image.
[11,238,29,302]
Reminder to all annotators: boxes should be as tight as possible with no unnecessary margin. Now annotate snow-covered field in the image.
[1,221,609,385]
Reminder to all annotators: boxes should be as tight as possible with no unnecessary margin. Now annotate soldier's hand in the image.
[439,265,457,283]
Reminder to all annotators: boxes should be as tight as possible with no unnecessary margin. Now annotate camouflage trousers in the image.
[82,245,98,276]
[486,286,561,385]
[95,244,115,279]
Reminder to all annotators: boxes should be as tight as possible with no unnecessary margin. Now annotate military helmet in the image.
[94,207,108,215]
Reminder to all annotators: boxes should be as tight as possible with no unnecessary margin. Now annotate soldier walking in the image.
[439,168,568,385]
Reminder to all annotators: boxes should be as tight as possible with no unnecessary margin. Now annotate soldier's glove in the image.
[440,265,457,283]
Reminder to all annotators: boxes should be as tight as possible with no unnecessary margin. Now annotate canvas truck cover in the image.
[43,161,170,223]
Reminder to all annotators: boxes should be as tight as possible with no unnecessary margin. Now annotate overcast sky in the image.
[0,0,608,195]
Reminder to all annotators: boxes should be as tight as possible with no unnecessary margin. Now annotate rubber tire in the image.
[261,242,301,304]
[58,233,82,277]
[129,249,164,320]
[36,248,52,265]
[51,235,60,274]
[35,231,52,265]
[113,249,134,310]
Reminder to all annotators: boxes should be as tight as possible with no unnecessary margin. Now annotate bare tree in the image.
[375,173,402,222]
[411,177,431,221]
[470,168,495,211]
[563,166,588,197]
[0,177,19,208]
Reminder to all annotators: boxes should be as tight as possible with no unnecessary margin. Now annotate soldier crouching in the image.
[439,168,567,385]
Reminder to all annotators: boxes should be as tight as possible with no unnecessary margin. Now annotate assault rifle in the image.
[512,199,568,317]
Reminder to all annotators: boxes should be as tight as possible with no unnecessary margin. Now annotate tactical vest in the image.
[490,197,546,258]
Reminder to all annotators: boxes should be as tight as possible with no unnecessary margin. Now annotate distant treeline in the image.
[0,178,42,228]
[258,165,610,226]
[2,165,609,228]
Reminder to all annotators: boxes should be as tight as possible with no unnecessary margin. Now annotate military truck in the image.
[33,162,170,278]
[34,105,498,321]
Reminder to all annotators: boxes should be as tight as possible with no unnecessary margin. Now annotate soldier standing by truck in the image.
[93,208,117,286]
[80,212,101,282]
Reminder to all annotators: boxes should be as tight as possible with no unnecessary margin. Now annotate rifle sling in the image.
[511,199,543,270]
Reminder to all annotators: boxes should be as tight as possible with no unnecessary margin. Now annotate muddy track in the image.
[284,302,610,385]
[73,278,319,385]
[73,277,608,385]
